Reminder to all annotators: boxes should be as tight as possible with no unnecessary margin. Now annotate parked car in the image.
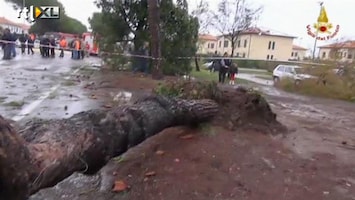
[203,61,213,69]
[273,64,315,85]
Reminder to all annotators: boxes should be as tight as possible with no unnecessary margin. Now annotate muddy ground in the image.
[28,70,355,200]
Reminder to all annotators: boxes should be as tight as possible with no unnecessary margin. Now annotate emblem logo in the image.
[306,3,339,41]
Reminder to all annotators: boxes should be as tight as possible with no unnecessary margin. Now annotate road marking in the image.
[11,66,85,122]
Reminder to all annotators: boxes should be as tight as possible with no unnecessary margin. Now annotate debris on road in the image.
[112,180,128,193]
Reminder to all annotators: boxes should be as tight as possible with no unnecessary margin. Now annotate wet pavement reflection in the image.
[0,51,102,123]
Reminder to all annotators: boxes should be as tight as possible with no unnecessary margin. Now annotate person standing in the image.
[1,28,12,60]
[39,36,45,57]
[18,32,27,54]
[228,63,238,85]
[80,37,85,59]
[210,51,220,73]
[10,32,17,58]
[41,35,50,58]
[218,52,231,84]
[49,35,56,58]
[85,41,90,57]
[70,37,77,59]
[27,33,35,55]
[74,37,81,59]
[59,37,67,58]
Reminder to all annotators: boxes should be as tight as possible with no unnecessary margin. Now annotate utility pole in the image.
[312,2,323,61]
[147,0,163,79]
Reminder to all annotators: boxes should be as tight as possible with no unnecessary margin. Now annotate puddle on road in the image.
[277,103,328,119]
[238,73,273,86]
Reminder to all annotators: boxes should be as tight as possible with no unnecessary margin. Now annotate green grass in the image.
[277,76,355,102]
[190,69,250,84]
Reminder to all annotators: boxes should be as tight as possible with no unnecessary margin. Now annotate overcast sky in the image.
[1,0,354,50]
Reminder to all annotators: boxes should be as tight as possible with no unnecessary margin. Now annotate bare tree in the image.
[212,0,262,57]
[191,0,214,71]
[148,0,163,79]
[191,0,213,34]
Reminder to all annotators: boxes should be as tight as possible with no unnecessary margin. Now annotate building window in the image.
[347,54,352,59]
[291,52,294,57]
[219,41,221,47]
[272,41,275,50]
[236,52,240,57]
[242,53,246,58]
[244,40,247,48]
[237,40,241,48]
[207,43,210,48]
[344,52,347,58]
[295,52,298,57]
[224,40,229,48]
[267,55,270,60]
[268,41,271,49]
[270,55,274,60]
[210,43,215,49]
[322,52,326,58]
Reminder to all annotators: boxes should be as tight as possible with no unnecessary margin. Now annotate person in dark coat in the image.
[10,32,17,58]
[40,35,50,57]
[49,35,56,58]
[70,38,76,59]
[210,51,220,73]
[219,52,231,84]
[18,32,27,54]
[39,36,45,56]
[1,28,12,60]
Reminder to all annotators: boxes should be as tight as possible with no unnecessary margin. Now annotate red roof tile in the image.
[199,34,217,41]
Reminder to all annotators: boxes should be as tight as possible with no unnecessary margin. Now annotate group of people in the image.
[1,29,35,60]
[1,29,91,60]
[211,51,238,85]
[40,35,90,59]
[39,35,56,58]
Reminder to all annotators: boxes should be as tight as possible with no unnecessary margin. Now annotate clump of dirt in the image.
[154,80,286,134]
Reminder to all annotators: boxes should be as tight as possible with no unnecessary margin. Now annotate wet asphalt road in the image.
[0,49,102,124]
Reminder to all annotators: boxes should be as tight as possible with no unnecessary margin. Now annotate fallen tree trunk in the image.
[0,95,218,200]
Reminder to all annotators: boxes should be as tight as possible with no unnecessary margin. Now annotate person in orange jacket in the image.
[59,37,67,58]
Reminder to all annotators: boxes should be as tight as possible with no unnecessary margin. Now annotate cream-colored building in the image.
[290,45,308,60]
[318,40,355,62]
[0,17,30,34]
[198,28,295,61]
[197,34,218,55]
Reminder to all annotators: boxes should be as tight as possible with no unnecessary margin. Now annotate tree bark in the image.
[0,95,218,200]
[195,55,200,71]
[148,0,163,80]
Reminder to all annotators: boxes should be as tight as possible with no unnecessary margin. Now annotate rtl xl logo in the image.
[18,6,60,22]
